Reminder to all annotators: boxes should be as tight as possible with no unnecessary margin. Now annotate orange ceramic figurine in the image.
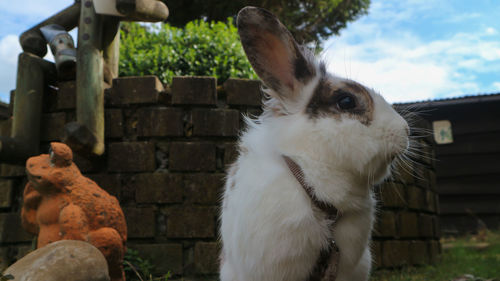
[21,142,127,281]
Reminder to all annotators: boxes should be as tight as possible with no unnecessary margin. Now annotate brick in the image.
[393,161,414,185]
[399,212,419,238]
[105,109,123,138]
[374,211,396,238]
[246,108,263,118]
[41,112,66,141]
[137,107,183,137]
[409,240,428,265]
[134,243,183,275]
[224,142,239,166]
[417,139,435,167]
[0,247,10,271]
[372,241,382,268]
[108,142,156,172]
[407,185,424,210]
[57,80,76,109]
[109,76,163,105]
[0,119,11,137]
[380,182,406,208]
[184,173,224,204]
[0,164,25,177]
[434,194,440,214]
[194,242,220,274]
[428,240,441,263]
[224,78,262,106]
[134,173,183,203]
[425,190,436,212]
[414,165,430,189]
[9,90,14,116]
[428,169,437,191]
[73,153,105,173]
[86,174,121,199]
[166,206,215,238]
[433,216,441,238]
[382,240,409,267]
[0,180,14,208]
[171,76,217,105]
[169,142,216,172]
[123,207,155,238]
[419,214,434,238]
[15,245,33,261]
[191,109,239,137]
[43,84,58,113]
[0,213,34,243]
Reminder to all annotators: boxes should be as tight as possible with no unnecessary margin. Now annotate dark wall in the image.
[0,76,440,279]
[403,96,500,234]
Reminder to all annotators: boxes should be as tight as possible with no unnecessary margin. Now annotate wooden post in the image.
[0,53,56,164]
[117,0,169,22]
[76,0,105,155]
[102,17,121,84]
[19,2,80,57]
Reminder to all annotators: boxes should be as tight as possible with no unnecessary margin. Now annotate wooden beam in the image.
[19,2,80,57]
[0,53,55,164]
[75,0,105,155]
[102,17,121,84]
[117,0,169,22]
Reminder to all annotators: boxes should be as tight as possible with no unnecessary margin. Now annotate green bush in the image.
[123,248,171,281]
[119,19,257,85]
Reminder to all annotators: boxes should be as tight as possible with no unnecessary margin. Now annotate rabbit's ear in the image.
[237,7,316,102]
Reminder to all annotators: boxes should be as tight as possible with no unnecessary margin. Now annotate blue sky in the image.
[1,0,499,103]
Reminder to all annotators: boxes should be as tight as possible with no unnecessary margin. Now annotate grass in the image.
[372,230,500,281]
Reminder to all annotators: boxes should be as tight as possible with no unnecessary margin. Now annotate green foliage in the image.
[124,248,171,281]
[119,19,257,85]
[164,0,370,45]
[372,231,500,281]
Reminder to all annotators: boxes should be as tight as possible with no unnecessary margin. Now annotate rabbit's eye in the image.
[337,94,356,110]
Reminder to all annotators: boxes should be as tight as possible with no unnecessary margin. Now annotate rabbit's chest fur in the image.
[220,128,375,281]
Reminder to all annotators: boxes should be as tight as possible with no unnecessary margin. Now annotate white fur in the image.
[220,7,409,281]
[220,81,408,281]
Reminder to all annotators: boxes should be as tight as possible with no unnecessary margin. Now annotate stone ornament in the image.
[3,240,110,281]
[21,142,127,281]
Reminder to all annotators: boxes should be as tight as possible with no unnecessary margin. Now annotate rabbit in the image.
[219,6,410,281]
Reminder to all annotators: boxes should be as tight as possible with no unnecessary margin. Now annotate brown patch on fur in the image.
[306,78,374,125]
[237,7,315,97]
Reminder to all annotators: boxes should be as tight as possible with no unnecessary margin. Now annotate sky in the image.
[322,0,500,102]
[0,0,499,103]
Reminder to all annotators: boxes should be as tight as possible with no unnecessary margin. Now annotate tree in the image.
[164,0,370,44]
[119,19,257,84]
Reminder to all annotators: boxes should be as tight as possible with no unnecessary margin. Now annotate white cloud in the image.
[492,82,500,91]
[322,0,500,103]
[485,27,497,35]
[0,0,73,19]
[0,35,22,102]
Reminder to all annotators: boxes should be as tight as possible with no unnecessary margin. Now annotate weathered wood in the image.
[102,17,121,84]
[438,175,500,195]
[75,0,105,155]
[436,132,500,155]
[436,153,500,178]
[0,53,56,164]
[19,2,80,57]
[439,195,500,214]
[440,214,500,234]
[117,0,169,22]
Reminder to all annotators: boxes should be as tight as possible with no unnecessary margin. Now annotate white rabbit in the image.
[220,6,409,281]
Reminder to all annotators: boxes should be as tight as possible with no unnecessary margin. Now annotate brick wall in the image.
[372,117,441,268]
[0,75,439,279]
